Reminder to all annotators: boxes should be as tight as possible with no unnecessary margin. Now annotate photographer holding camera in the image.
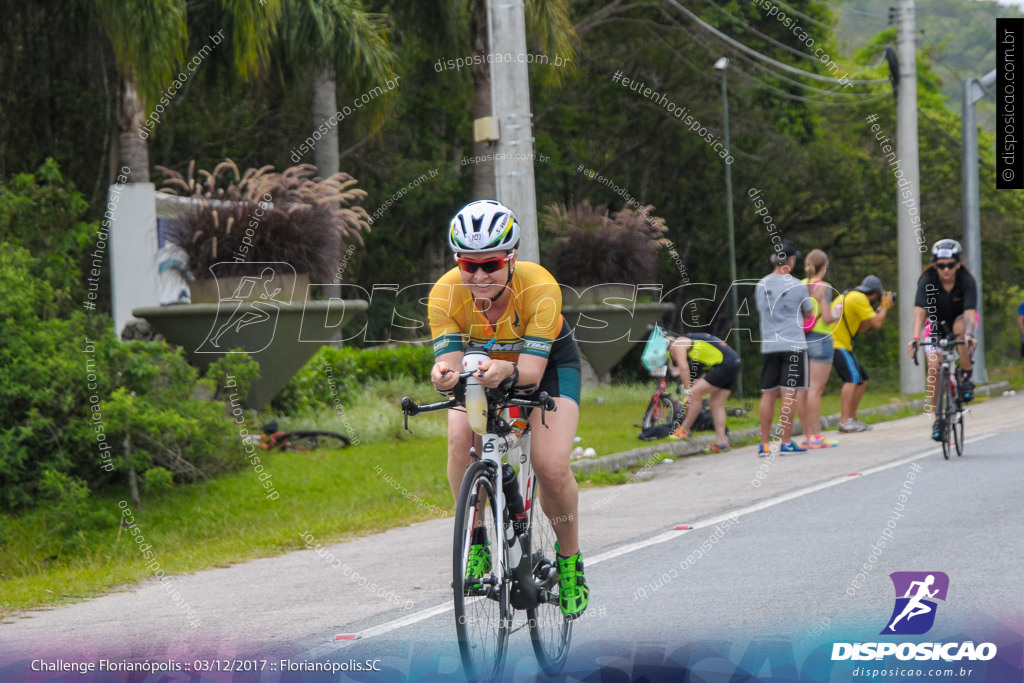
[830,275,893,433]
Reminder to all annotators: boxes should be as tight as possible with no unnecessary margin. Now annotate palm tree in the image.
[279,0,398,177]
[390,0,575,199]
[85,0,187,182]
[85,0,284,183]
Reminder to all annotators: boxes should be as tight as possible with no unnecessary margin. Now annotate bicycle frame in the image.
[403,379,557,610]
[913,327,971,458]
[915,331,969,407]
[650,365,670,397]
[403,370,570,678]
[479,410,562,610]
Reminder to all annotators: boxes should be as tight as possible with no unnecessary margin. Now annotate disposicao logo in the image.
[881,571,948,635]
[832,571,997,662]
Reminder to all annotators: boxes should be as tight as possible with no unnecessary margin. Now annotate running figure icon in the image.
[888,575,938,631]
[881,571,949,635]
[197,262,297,355]
[209,268,284,348]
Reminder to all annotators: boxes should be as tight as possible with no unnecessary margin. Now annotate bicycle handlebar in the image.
[401,373,557,432]
[912,336,969,367]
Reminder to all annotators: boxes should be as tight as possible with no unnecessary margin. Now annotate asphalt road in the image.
[2,392,1022,682]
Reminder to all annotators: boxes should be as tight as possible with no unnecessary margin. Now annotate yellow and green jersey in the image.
[428,261,566,362]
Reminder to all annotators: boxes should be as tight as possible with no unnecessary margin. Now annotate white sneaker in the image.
[838,418,871,433]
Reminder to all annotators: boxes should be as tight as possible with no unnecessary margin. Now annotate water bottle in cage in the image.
[463,350,489,434]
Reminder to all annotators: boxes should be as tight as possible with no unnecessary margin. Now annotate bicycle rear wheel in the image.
[641,394,678,430]
[453,461,509,681]
[939,369,952,460]
[526,489,572,674]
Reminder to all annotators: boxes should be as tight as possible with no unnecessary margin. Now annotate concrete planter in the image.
[563,301,674,381]
[189,273,311,304]
[132,299,368,408]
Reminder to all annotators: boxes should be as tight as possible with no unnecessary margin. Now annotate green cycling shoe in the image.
[463,541,491,590]
[554,542,590,620]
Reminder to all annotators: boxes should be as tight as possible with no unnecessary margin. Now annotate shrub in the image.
[0,243,260,511]
[0,158,95,318]
[541,201,668,286]
[272,345,433,415]
[156,160,371,283]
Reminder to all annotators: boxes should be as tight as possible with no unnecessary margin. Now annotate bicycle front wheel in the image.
[940,369,953,460]
[641,394,678,430]
[952,386,965,457]
[453,461,510,681]
[526,490,572,674]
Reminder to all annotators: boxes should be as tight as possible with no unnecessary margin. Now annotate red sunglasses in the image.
[456,254,513,274]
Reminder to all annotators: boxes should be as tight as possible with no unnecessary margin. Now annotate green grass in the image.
[0,437,452,616]
[4,365,1019,616]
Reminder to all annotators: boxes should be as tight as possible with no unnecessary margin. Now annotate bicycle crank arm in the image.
[509,551,552,611]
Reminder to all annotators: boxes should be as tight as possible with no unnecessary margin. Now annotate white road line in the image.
[322,433,997,646]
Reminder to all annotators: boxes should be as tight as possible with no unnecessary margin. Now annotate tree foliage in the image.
[0,0,1022,376]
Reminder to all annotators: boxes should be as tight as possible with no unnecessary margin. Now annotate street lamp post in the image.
[716,57,742,399]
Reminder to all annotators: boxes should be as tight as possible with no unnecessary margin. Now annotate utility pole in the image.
[715,57,742,399]
[897,0,924,394]
[489,0,540,262]
[961,70,996,384]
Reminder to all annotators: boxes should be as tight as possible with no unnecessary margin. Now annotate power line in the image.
[663,0,891,86]
[916,105,994,170]
[703,0,868,70]
[730,48,882,100]
[757,0,834,30]
[682,29,886,106]
[642,24,724,85]
[813,0,888,19]
[728,62,890,107]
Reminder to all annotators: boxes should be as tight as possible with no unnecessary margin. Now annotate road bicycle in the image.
[257,421,351,451]
[401,361,571,681]
[913,329,971,460]
[640,361,685,430]
[639,358,749,433]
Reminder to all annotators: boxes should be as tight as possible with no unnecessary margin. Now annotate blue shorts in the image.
[805,332,834,363]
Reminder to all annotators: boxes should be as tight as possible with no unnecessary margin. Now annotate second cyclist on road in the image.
[907,239,979,442]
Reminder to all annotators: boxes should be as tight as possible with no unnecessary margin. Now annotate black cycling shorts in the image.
[703,357,741,392]
[524,319,581,405]
[760,350,808,392]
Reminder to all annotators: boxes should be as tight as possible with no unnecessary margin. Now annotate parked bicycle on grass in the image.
[639,325,747,446]
[257,421,350,451]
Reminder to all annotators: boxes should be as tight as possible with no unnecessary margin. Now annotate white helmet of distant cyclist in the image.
[447,200,521,254]
[931,239,963,261]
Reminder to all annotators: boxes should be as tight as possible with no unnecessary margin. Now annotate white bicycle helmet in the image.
[931,239,962,261]
[448,200,520,254]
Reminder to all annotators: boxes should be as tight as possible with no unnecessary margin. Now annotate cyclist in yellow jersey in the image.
[667,332,741,452]
[427,200,589,620]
